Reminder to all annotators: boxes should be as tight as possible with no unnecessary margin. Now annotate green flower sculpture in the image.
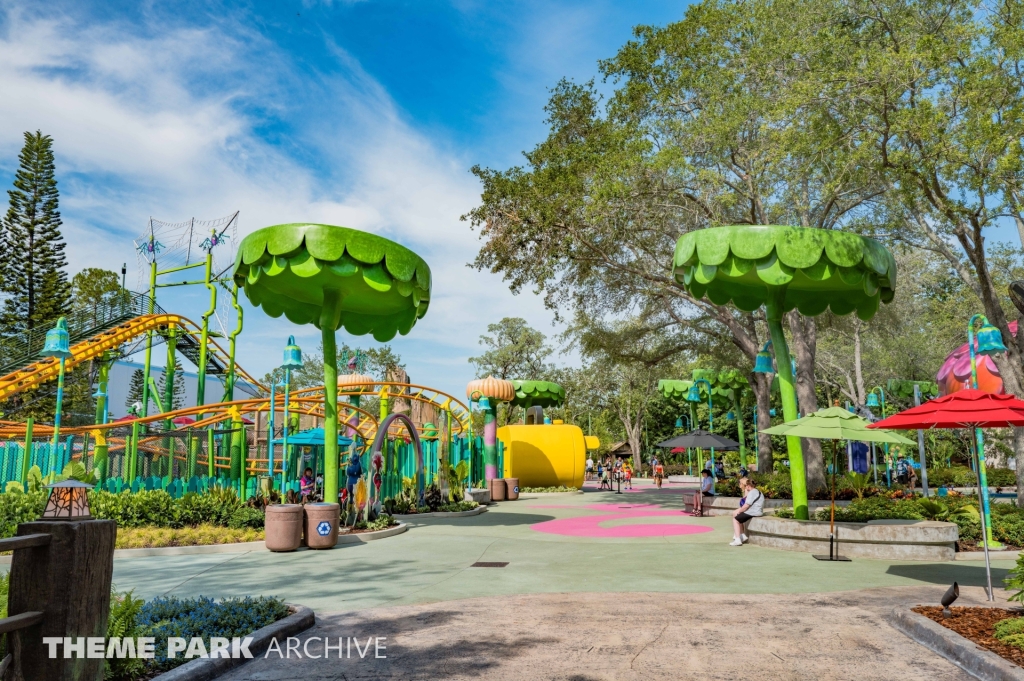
[657,379,733,408]
[674,225,895,320]
[510,380,566,409]
[234,223,431,503]
[234,223,430,340]
[673,226,897,520]
[693,369,751,465]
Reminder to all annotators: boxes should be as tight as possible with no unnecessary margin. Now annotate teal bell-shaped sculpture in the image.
[753,342,774,374]
[675,417,683,429]
[281,335,303,369]
[976,319,1007,356]
[726,411,736,421]
[41,317,72,359]
[866,392,880,408]
[686,385,701,403]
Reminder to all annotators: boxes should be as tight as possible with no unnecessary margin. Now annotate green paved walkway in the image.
[112,482,1017,611]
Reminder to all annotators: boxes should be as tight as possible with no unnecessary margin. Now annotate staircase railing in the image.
[0,291,161,375]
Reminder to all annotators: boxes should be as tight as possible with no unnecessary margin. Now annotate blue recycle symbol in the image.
[316,521,332,536]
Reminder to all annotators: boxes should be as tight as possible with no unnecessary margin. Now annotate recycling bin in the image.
[489,478,506,502]
[303,502,340,549]
[504,478,520,500]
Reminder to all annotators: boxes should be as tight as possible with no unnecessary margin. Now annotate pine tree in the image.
[126,369,145,413]
[158,361,186,411]
[1,131,70,335]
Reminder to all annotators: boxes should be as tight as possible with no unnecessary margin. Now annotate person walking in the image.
[586,455,594,481]
[730,477,764,546]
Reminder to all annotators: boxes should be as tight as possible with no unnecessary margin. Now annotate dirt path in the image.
[220,587,987,680]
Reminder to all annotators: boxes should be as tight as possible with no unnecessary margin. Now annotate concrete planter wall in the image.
[746,516,958,561]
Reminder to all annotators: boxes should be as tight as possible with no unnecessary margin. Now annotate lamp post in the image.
[41,317,73,480]
[688,378,715,491]
[967,314,1007,549]
[280,336,303,492]
[752,341,776,472]
[866,387,890,487]
[675,414,692,474]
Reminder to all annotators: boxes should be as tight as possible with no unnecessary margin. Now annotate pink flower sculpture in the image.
[936,320,1017,395]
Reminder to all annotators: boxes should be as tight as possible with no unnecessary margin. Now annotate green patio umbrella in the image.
[762,407,913,561]
[761,407,914,444]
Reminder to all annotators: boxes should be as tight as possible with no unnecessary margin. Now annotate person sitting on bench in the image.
[700,469,714,496]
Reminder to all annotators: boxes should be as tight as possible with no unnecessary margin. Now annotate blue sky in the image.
[0,0,687,399]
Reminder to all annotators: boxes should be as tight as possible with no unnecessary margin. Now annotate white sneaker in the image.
[729,538,743,546]
[741,534,748,543]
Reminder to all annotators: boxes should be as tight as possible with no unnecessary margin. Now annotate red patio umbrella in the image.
[869,389,1024,430]
[869,389,1024,600]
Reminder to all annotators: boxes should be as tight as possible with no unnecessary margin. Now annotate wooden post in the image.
[8,519,116,681]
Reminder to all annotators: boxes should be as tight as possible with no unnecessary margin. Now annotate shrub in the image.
[927,466,1016,488]
[1004,552,1024,605]
[227,506,265,529]
[0,489,46,538]
[520,486,577,493]
[355,515,397,531]
[815,496,924,522]
[994,616,1024,649]
[136,596,289,671]
[438,501,478,512]
[89,490,178,528]
[176,491,240,527]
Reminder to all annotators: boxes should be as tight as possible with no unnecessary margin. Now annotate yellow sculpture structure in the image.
[496,420,597,489]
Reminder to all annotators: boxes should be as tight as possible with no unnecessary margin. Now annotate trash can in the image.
[303,502,340,549]
[264,504,304,552]
[489,478,506,502]
[504,478,520,500]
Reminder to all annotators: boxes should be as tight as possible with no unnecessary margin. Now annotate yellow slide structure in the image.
[497,422,598,489]
[0,313,265,401]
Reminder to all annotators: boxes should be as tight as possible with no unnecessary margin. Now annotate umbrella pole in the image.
[830,441,836,559]
[971,433,994,601]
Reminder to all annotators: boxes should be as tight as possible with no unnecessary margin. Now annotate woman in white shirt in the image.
[730,477,764,546]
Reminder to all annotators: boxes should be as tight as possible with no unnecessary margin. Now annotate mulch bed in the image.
[914,606,1024,666]
[958,540,1024,552]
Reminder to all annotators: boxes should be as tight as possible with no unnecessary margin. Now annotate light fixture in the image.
[866,393,880,408]
[726,411,736,421]
[41,480,94,520]
[675,417,683,429]
[281,335,303,369]
[686,385,701,403]
[941,581,959,618]
[41,317,72,359]
[753,342,774,374]
[975,320,1007,356]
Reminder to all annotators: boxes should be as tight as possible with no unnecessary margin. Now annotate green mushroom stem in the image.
[731,391,747,468]
[766,287,807,519]
[321,288,343,504]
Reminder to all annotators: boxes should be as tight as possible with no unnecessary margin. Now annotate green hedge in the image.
[927,466,1016,488]
[0,488,264,539]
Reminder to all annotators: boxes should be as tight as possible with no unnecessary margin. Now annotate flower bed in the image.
[115,525,264,549]
[107,594,289,680]
[520,486,579,493]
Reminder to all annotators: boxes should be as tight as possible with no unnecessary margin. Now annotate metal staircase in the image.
[0,291,154,375]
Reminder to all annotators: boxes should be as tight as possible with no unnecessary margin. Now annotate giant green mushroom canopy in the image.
[510,380,566,410]
[658,379,733,408]
[233,223,431,504]
[673,226,897,520]
[234,223,430,340]
[674,225,895,320]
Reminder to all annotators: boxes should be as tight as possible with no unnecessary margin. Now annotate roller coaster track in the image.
[293,381,472,434]
[0,313,266,402]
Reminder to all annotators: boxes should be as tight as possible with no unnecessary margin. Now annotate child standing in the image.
[300,467,315,503]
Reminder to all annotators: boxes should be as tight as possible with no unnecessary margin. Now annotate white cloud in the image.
[0,4,564,397]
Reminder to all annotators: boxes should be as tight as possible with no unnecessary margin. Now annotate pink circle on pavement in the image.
[531,511,713,538]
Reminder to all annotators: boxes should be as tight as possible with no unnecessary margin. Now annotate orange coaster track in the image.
[0,313,266,402]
